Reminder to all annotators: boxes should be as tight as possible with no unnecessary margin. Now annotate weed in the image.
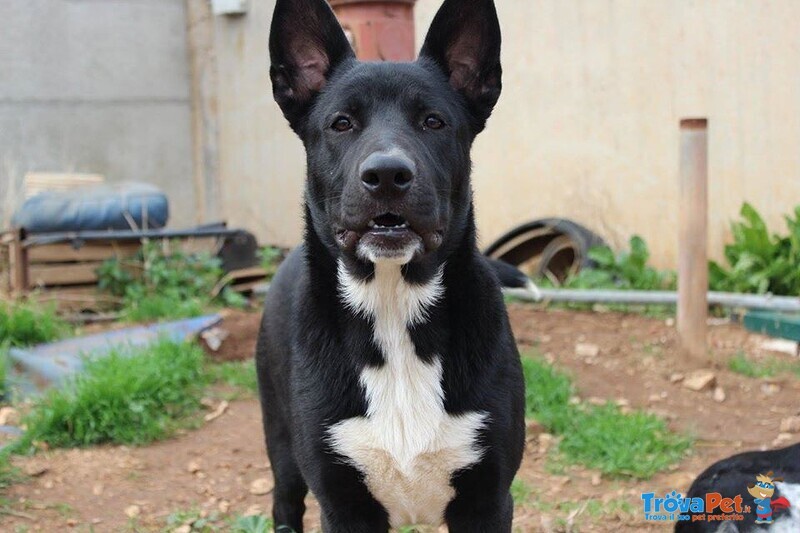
[521,355,691,478]
[258,246,284,281]
[728,352,800,379]
[557,236,676,291]
[122,294,206,322]
[0,342,8,397]
[710,203,800,295]
[18,340,206,449]
[0,301,67,347]
[165,507,221,532]
[230,514,273,533]
[206,360,258,396]
[510,478,532,505]
[0,452,21,492]
[96,241,242,322]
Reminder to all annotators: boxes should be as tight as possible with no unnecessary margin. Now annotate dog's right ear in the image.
[269,0,355,131]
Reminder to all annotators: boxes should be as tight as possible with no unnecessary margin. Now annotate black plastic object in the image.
[218,230,260,272]
[483,218,605,282]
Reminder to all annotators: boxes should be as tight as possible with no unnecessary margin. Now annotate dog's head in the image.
[269,0,501,277]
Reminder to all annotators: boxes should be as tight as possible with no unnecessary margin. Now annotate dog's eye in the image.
[424,114,445,130]
[331,116,353,132]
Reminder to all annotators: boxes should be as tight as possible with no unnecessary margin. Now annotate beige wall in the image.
[213,0,800,268]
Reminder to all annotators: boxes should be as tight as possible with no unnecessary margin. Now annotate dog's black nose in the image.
[359,153,415,198]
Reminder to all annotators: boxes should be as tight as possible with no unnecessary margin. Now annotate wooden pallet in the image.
[0,230,224,310]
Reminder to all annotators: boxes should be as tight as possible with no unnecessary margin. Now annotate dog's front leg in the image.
[446,491,514,533]
[318,502,390,533]
[310,461,390,533]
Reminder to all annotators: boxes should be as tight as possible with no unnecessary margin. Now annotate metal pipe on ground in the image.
[504,287,800,313]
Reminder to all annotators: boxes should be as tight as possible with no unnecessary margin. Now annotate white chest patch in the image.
[329,261,487,527]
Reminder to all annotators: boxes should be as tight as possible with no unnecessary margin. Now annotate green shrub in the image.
[0,301,67,347]
[710,203,800,295]
[258,246,283,281]
[96,241,244,321]
[559,236,676,291]
[19,340,206,448]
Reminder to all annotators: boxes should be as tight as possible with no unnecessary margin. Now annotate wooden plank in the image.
[744,311,800,342]
[677,118,709,361]
[31,285,121,312]
[9,229,29,294]
[29,262,104,287]
[23,172,104,198]
[27,242,142,263]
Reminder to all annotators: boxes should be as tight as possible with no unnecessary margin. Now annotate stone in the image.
[575,343,600,358]
[124,505,141,518]
[249,478,274,496]
[682,370,716,391]
[0,407,20,426]
[779,416,800,433]
[712,387,726,403]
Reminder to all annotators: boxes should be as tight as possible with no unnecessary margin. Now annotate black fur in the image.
[675,443,800,532]
[257,1,524,531]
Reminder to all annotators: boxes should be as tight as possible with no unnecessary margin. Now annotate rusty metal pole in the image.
[328,0,417,61]
[678,118,709,361]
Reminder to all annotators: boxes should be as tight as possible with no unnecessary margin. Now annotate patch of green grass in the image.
[728,352,800,379]
[18,340,206,450]
[122,294,206,322]
[510,477,532,505]
[165,507,221,532]
[0,453,21,492]
[0,342,8,397]
[230,514,273,533]
[561,403,690,478]
[0,301,67,347]
[521,355,691,478]
[206,360,258,395]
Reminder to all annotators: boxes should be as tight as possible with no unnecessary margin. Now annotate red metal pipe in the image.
[328,0,417,61]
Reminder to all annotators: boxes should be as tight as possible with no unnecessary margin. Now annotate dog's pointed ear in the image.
[269,0,355,131]
[419,0,502,132]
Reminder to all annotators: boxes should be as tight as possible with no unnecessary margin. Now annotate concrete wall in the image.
[212,0,800,268]
[0,0,195,227]
[212,0,306,247]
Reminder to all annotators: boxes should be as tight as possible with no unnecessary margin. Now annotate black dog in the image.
[675,443,799,532]
[257,0,525,530]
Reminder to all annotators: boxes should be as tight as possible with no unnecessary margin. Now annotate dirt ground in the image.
[3,306,799,532]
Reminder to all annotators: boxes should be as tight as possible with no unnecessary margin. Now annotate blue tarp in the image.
[6,315,221,395]
[12,181,169,233]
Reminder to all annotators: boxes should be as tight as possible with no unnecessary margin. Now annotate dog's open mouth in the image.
[367,213,409,231]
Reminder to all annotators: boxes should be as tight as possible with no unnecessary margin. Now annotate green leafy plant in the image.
[18,340,207,449]
[96,241,242,321]
[710,203,800,295]
[558,236,676,291]
[230,515,273,533]
[521,355,691,478]
[258,246,283,281]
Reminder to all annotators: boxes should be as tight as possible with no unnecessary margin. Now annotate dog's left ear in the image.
[419,0,502,132]
[269,0,355,132]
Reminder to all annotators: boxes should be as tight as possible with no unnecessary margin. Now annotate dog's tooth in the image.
[368,220,376,228]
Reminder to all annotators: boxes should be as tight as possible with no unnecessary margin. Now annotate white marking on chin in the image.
[331,261,487,527]
[356,239,421,265]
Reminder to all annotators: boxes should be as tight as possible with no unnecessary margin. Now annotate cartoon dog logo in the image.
[747,471,791,524]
